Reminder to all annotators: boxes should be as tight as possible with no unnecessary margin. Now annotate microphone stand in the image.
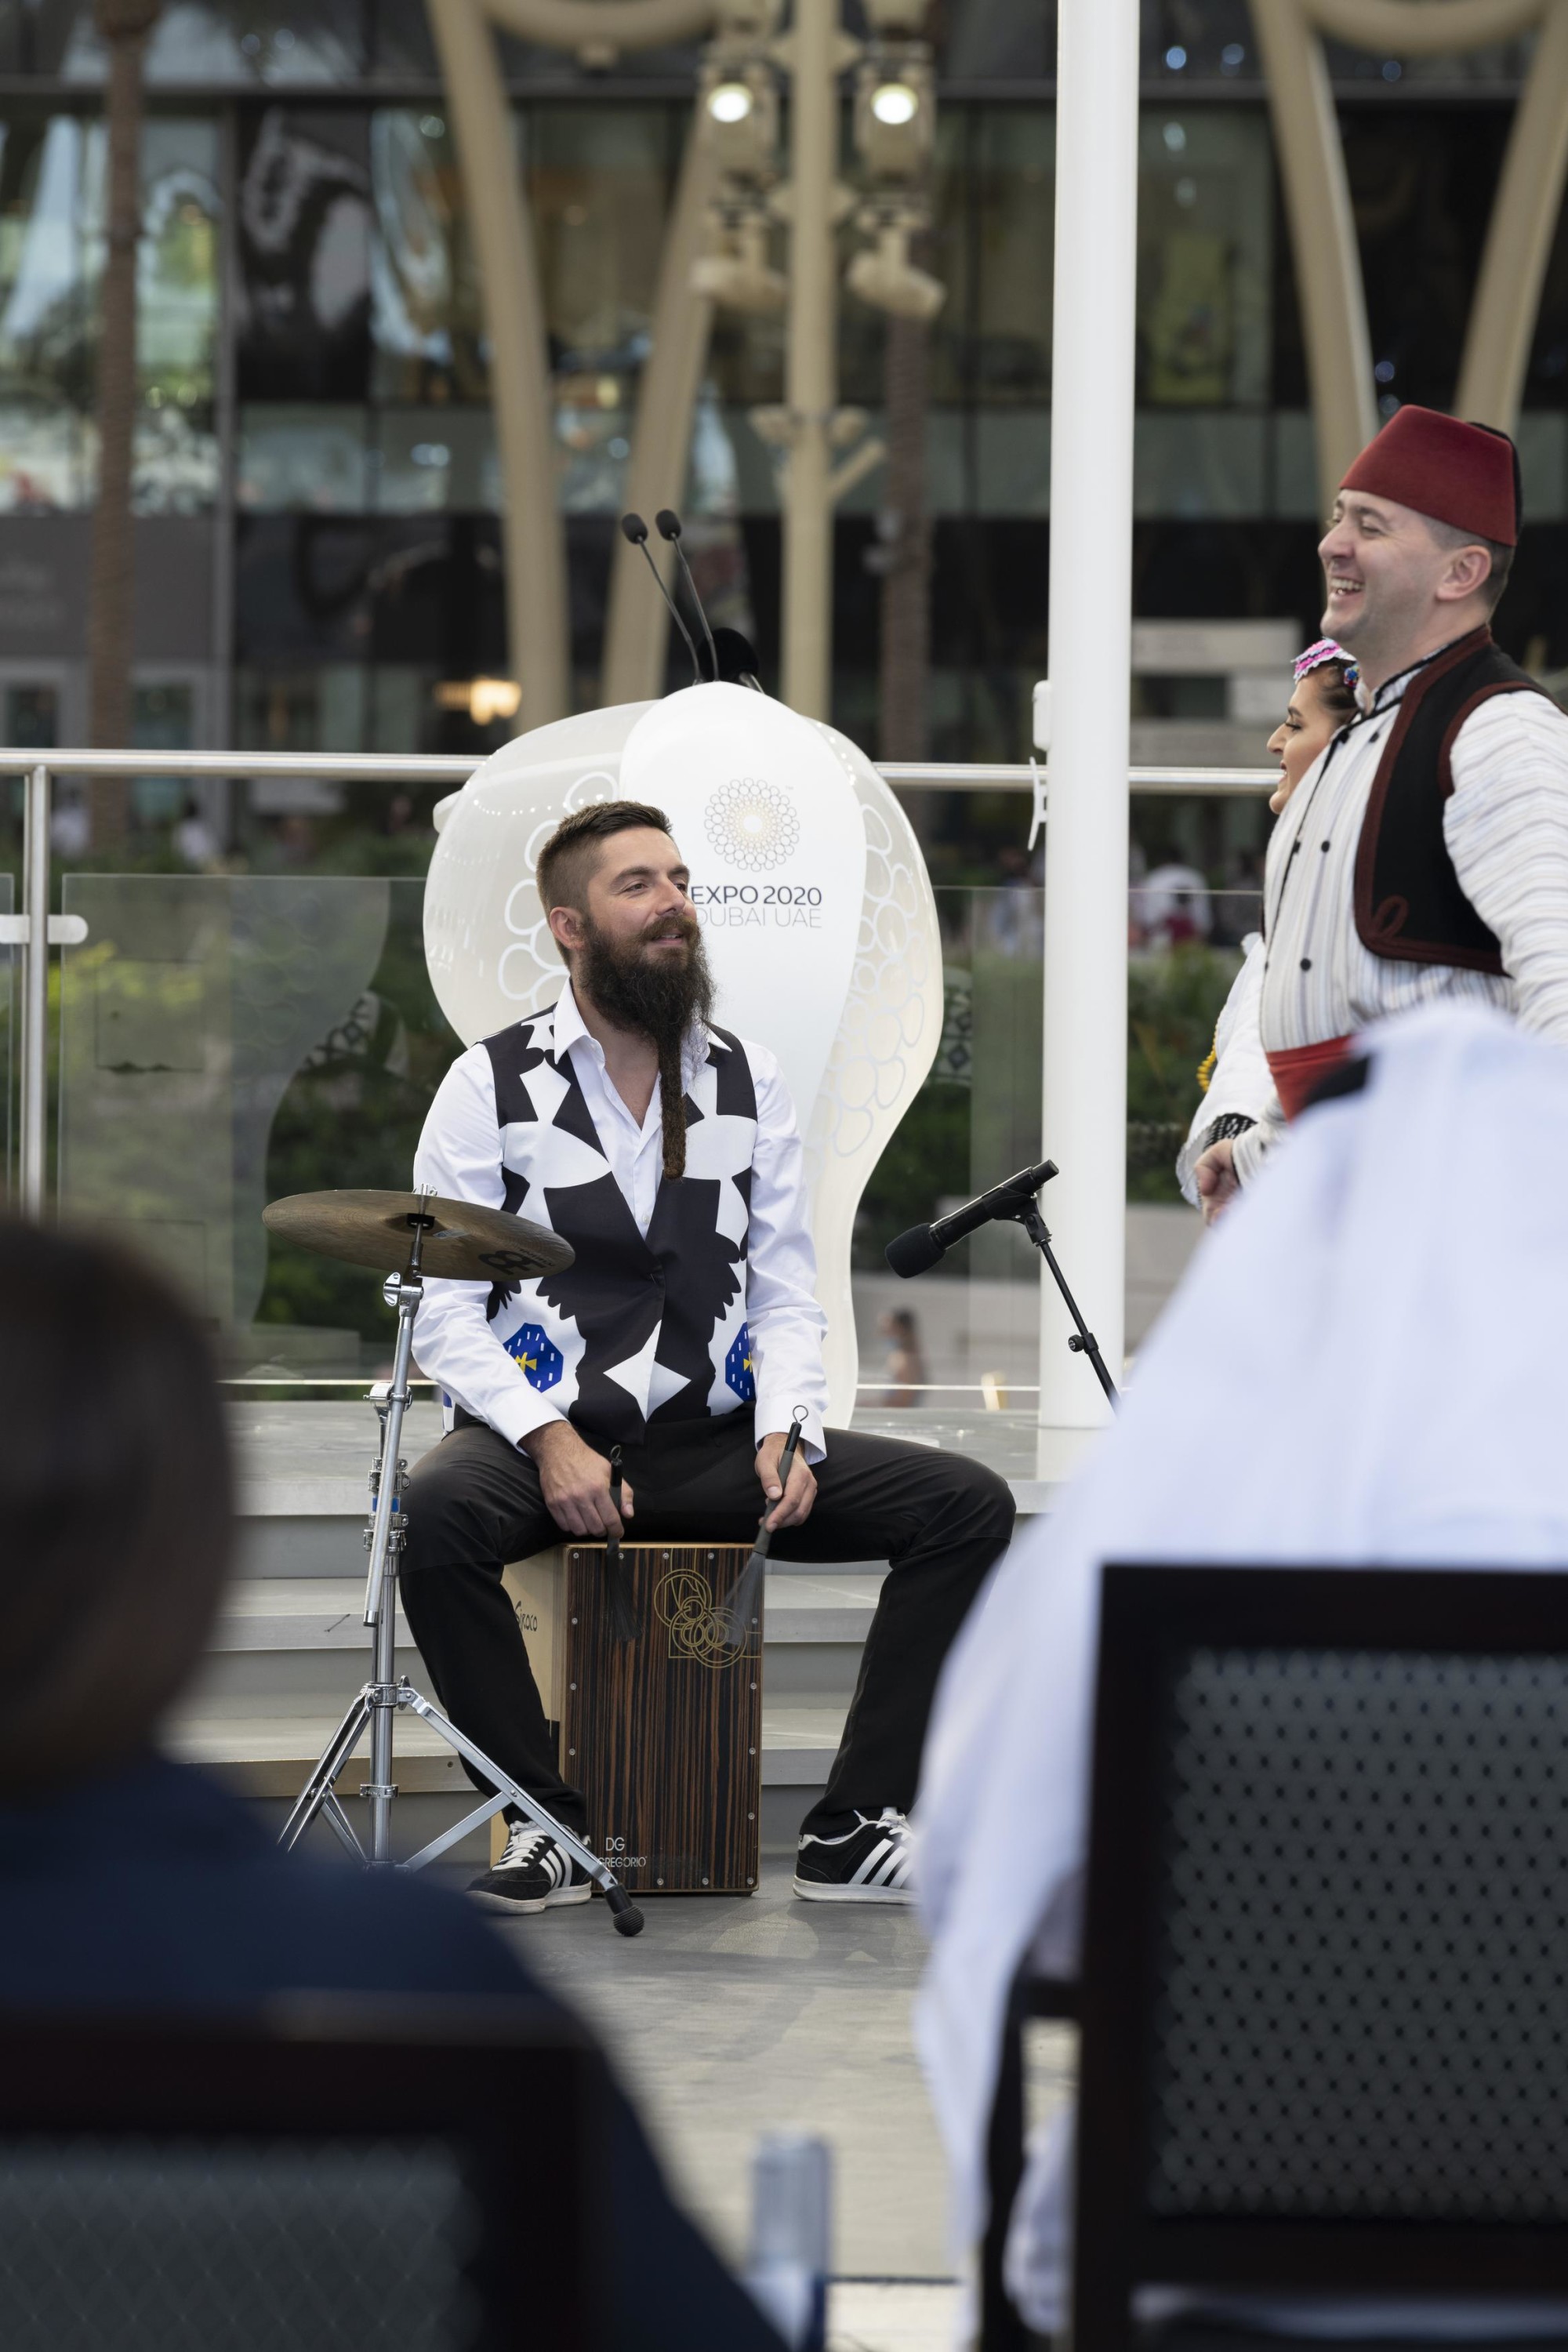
[1012,1195,1120,1407]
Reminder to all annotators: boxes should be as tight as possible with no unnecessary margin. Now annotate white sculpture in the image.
[424,681,942,1422]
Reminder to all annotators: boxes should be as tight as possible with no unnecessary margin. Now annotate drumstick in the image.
[603,1445,640,1642]
[718,1405,808,1646]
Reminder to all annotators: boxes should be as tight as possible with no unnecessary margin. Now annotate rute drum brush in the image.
[717,1405,808,1648]
[603,1444,641,1642]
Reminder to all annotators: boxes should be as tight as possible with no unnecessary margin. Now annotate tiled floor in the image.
[489,1857,957,2285]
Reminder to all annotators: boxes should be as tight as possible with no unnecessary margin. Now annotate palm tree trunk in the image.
[87,0,160,844]
[878,307,932,768]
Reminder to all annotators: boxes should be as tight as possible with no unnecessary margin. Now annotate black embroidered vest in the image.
[478,1007,760,1446]
[1354,626,1552,974]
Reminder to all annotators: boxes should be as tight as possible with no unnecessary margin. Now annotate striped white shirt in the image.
[1232,656,1568,1183]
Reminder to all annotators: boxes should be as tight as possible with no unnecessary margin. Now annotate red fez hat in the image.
[1339,405,1519,546]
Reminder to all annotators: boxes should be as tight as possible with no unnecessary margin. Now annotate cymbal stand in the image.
[278,1186,644,1935]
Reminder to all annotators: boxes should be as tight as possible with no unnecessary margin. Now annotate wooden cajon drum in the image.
[498,1543,762,1893]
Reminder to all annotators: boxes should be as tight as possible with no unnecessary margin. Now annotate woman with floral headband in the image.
[1177,641,1360,1211]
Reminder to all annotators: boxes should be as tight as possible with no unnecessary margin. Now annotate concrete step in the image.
[170,1700,850,1798]
[210,1572,884,1652]
[182,1571,869,1796]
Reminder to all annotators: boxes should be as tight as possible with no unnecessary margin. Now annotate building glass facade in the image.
[0,0,1564,881]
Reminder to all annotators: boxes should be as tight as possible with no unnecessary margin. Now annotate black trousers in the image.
[398,1413,1015,1840]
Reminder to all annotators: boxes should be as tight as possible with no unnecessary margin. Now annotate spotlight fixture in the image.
[870,79,918,126]
[707,80,753,124]
[699,60,779,181]
[691,208,787,312]
[853,55,934,178]
[845,212,946,321]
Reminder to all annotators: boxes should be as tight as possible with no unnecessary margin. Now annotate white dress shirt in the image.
[1232,662,1568,1182]
[411,982,830,1458]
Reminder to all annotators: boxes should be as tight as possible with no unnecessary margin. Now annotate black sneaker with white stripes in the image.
[793,1807,913,1904]
[468,1824,593,1915]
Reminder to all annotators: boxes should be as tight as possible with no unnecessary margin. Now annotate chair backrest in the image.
[0,1999,597,2352]
[1074,1563,1568,2350]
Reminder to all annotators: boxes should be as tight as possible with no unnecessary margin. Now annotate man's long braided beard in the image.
[575,911,715,1180]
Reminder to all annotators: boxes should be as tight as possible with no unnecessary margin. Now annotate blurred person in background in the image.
[173,792,221,869]
[1178,642,1359,1213]
[878,1308,927,1407]
[982,844,1044,958]
[1129,856,1212,952]
[0,1219,780,2352]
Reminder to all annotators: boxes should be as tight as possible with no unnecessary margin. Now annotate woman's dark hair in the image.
[0,1221,233,1796]
[1308,659,1360,724]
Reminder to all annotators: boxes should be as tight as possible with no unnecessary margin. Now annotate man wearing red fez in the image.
[1195,404,1568,1218]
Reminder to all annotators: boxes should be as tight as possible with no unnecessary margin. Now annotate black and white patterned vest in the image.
[477,1001,760,1445]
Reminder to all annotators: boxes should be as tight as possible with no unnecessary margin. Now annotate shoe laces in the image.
[868,1806,909,1839]
[499,1824,554,1870]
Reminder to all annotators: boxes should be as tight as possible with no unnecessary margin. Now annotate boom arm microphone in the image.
[885,1159,1059,1279]
[655,508,720,685]
[620,512,701,686]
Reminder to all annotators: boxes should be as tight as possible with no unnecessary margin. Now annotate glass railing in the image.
[55,872,1249,1406]
[59,873,449,1381]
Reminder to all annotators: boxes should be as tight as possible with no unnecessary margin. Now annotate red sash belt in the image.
[1265,1036,1353,1123]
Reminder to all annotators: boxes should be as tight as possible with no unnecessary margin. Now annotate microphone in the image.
[885,1159,1058,1279]
[655,508,720,684]
[620,512,701,686]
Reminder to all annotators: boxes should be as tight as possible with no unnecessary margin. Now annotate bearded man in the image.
[1193,405,1568,1219]
[401,800,1014,1913]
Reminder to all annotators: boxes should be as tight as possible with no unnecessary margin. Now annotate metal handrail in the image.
[8,746,1276,1215]
[0,747,1279,793]
[0,750,477,782]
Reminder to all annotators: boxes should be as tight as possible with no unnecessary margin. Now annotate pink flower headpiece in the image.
[1294,637,1359,690]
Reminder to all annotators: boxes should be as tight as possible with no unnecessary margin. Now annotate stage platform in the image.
[174,1400,1057,1858]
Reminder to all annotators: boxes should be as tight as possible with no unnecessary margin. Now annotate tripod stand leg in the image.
[403,1785,512,1871]
[396,1686,644,1935]
[280,1690,373,1853]
[321,1788,368,1864]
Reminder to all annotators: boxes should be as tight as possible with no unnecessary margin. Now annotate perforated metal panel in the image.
[1147,1648,1568,2222]
[0,2138,474,2350]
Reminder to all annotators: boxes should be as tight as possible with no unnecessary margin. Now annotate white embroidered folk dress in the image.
[1229,662,1568,1182]
[1174,933,1271,1207]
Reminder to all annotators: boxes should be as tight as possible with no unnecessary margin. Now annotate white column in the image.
[20,762,50,1218]
[1037,0,1138,1478]
[780,0,837,719]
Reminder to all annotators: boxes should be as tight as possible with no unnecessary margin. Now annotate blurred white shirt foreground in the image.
[916,1003,1568,2339]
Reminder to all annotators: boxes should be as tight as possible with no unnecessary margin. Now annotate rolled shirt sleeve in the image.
[1446,691,1568,1044]
[410,1048,567,1451]
[742,1046,830,1461]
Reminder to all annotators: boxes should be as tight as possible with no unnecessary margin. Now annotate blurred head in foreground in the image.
[0,1221,232,1797]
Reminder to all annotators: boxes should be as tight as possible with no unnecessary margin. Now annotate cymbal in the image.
[262,1189,574,1283]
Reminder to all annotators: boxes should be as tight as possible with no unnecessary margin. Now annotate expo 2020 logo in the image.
[703,776,800,873]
